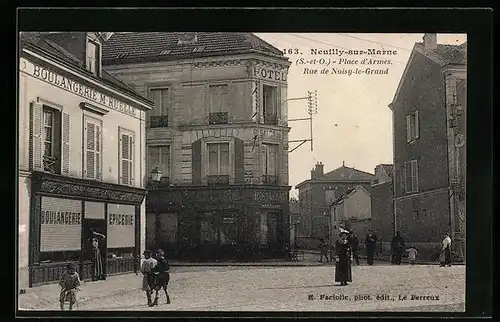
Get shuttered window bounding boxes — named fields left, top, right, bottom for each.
left=84, top=116, right=102, bottom=180
left=209, top=84, right=228, bottom=113
left=119, top=127, right=135, bottom=186
left=264, top=144, right=278, bottom=176
left=403, top=160, right=419, bottom=193
left=406, top=110, right=419, bottom=143
left=148, top=145, right=170, bottom=178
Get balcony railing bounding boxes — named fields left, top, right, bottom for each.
left=150, top=115, right=169, bottom=128
left=207, top=175, right=230, bottom=186
left=262, top=175, right=279, bottom=185
left=43, top=155, right=58, bottom=174
left=209, top=112, right=229, bottom=125
left=264, top=113, right=277, bottom=125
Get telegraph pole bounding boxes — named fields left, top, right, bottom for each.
left=287, top=90, right=318, bottom=153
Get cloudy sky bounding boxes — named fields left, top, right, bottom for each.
left=254, top=33, right=467, bottom=198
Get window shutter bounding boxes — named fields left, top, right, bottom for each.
left=406, top=115, right=411, bottom=143
left=86, top=123, right=96, bottom=179
left=414, top=111, right=419, bottom=139
left=234, top=138, right=245, bottom=183
left=30, top=102, right=44, bottom=171
left=121, top=133, right=130, bottom=185
left=191, top=139, right=202, bottom=184
left=412, top=160, right=418, bottom=193
left=406, top=162, right=412, bottom=193
left=276, top=86, right=282, bottom=125
left=61, top=112, right=70, bottom=175
left=130, top=135, right=135, bottom=184
left=95, top=123, right=101, bottom=180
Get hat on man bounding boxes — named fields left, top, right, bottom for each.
left=65, top=262, right=75, bottom=270
left=156, top=249, right=165, bottom=256
left=143, top=249, right=152, bottom=256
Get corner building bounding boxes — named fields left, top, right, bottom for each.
left=18, top=32, right=153, bottom=289
left=102, top=33, right=292, bottom=260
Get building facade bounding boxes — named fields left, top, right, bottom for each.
left=296, top=162, right=374, bottom=241
left=18, top=32, right=153, bottom=289
left=102, top=32, right=291, bottom=260
left=389, top=33, right=466, bottom=260
left=370, top=164, right=394, bottom=253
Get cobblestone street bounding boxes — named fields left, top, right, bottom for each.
left=19, top=263, right=465, bottom=312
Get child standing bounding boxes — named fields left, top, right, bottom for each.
left=141, top=250, right=157, bottom=306
left=59, top=263, right=81, bottom=311
left=405, top=247, right=418, bottom=265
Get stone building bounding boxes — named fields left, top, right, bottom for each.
left=389, top=33, right=466, bottom=260
left=101, top=32, right=291, bottom=260
left=296, top=162, right=374, bottom=243
left=370, top=164, right=394, bottom=254
left=18, top=32, right=153, bottom=290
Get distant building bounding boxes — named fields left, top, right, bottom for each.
left=296, top=162, right=375, bottom=241
left=370, top=164, right=394, bottom=253
left=329, top=185, right=372, bottom=245
left=389, top=33, right=466, bottom=259
left=102, top=32, right=292, bottom=260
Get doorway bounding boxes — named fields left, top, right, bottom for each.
left=82, top=218, right=107, bottom=279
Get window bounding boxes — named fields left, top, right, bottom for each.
left=42, top=107, right=62, bottom=174
left=406, top=110, right=419, bottom=143
left=84, top=117, right=102, bottom=180
left=209, top=84, right=229, bottom=124
left=86, top=40, right=100, bottom=75
left=263, top=143, right=278, bottom=184
left=208, top=143, right=230, bottom=176
left=119, top=128, right=135, bottom=185
left=412, top=199, right=420, bottom=220
left=148, top=145, right=171, bottom=180
left=404, top=160, right=419, bottom=193
left=149, top=88, right=169, bottom=128
left=263, top=85, right=277, bottom=125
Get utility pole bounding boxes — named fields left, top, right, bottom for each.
left=287, top=90, right=318, bottom=153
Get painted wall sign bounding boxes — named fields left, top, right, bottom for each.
left=40, top=197, right=82, bottom=252
left=253, top=190, right=287, bottom=203
left=254, top=67, right=287, bottom=82
left=107, top=204, right=135, bottom=248
left=20, top=57, right=138, bottom=117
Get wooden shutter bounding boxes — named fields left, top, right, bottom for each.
left=276, top=86, right=282, bottom=125
left=85, top=122, right=96, bottom=179
left=61, top=112, right=70, bottom=175
left=129, top=134, right=135, bottom=185
left=234, top=138, right=245, bottom=183
left=120, top=132, right=129, bottom=185
left=400, top=164, right=406, bottom=194
left=191, top=139, right=202, bottom=184
left=406, top=114, right=411, bottom=143
left=95, top=123, right=102, bottom=180
left=405, top=162, right=412, bottom=193
left=414, top=110, right=419, bottom=139
left=31, top=102, right=43, bottom=171
left=411, top=160, right=418, bottom=193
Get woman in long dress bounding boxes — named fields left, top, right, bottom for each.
left=90, top=230, right=106, bottom=281
left=335, top=231, right=352, bottom=286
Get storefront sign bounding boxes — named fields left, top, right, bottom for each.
left=107, top=204, right=135, bottom=248
left=222, top=217, right=236, bottom=224
left=40, top=197, right=82, bottom=252
left=254, top=66, right=287, bottom=82
left=191, top=190, right=243, bottom=203
left=254, top=127, right=283, bottom=142
left=20, top=57, right=138, bottom=117
left=253, top=190, right=287, bottom=203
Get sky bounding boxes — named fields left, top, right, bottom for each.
left=254, top=33, right=467, bottom=198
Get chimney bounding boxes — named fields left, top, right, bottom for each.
left=316, top=162, right=324, bottom=177
left=423, top=33, right=437, bottom=50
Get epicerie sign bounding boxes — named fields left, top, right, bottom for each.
left=20, top=57, right=138, bottom=117
left=107, top=204, right=135, bottom=248
left=40, top=197, right=82, bottom=252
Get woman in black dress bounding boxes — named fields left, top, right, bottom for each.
left=90, top=230, right=106, bottom=281
left=335, top=231, right=352, bottom=286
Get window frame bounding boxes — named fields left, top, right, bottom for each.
left=118, top=127, right=135, bottom=186
left=207, top=142, right=230, bottom=176
left=208, top=84, right=229, bottom=113
left=263, top=143, right=279, bottom=176
left=147, top=144, right=171, bottom=180
left=149, top=87, right=169, bottom=116
left=262, top=84, right=278, bottom=124
left=406, top=110, right=420, bottom=143
left=83, top=115, right=103, bottom=181
left=86, top=38, right=101, bottom=76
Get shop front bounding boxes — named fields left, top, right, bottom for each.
left=29, top=171, right=146, bottom=286
left=147, top=186, right=290, bottom=261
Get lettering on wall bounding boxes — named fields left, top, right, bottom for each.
left=20, top=57, right=138, bottom=117
left=254, top=67, right=287, bottom=82
left=108, top=213, right=134, bottom=226
left=107, top=204, right=135, bottom=248
left=40, top=197, right=82, bottom=252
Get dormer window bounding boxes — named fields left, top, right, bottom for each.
left=86, top=39, right=101, bottom=76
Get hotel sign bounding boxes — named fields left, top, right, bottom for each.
left=20, top=57, right=138, bottom=117
left=254, top=66, right=287, bottom=82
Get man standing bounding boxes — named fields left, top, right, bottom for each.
left=365, top=230, right=378, bottom=266
left=141, top=250, right=157, bottom=307
left=391, top=231, right=405, bottom=265
left=348, top=231, right=360, bottom=265
left=440, top=233, right=452, bottom=267
left=318, top=238, right=329, bottom=262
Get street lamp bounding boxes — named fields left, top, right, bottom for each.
left=151, top=167, right=162, bottom=183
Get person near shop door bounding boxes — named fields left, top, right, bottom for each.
left=90, top=230, right=106, bottom=281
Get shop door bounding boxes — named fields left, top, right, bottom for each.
left=267, top=212, right=279, bottom=250
left=218, top=214, right=238, bottom=260
left=82, top=218, right=107, bottom=278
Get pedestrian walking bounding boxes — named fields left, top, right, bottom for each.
left=365, top=230, right=378, bottom=265
left=405, top=246, right=418, bottom=265
left=391, top=231, right=405, bottom=265
left=334, top=231, right=352, bottom=286
left=89, top=230, right=106, bottom=281
left=440, top=233, right=452, bottom=267
left=141, top=250, right=158, bottom=307
left=59, top=263, right=81, bottom=311
left=318, top=238, right=329, bottom=262
left=347, top=231, right=360, bottom=265
left=151, top=249, right=171, bottom=306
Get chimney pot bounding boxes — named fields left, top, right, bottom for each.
left=423, top=33, right=437, bottom=50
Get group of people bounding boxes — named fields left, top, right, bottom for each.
left=318, top=229, right=379, bottom=266
left=141, top=249, right=171, bottom=307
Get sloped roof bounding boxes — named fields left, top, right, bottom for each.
left=416, top=42, right=467, bottom=65
left=329, top=185, right=370, bottom=207
left=380, top=164, right=394, bottom=181
left=19, top=32, right=152, bottom=107
left=101, top=32, right=287, bottom=65
left=323, top=165, right=375, bottom=182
